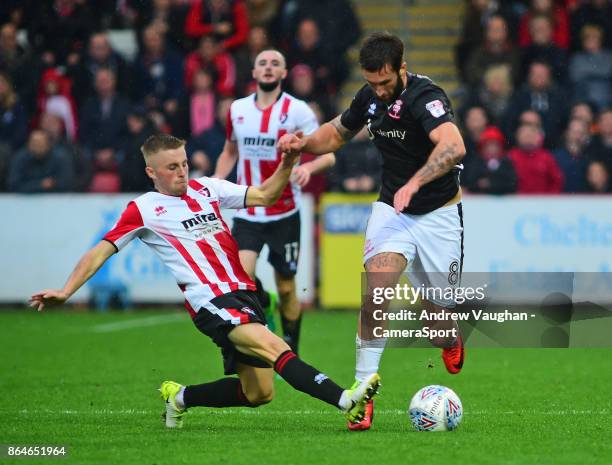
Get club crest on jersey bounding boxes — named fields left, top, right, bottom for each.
left=368, top=103, right=377, bottom=115
left=237, top=116, right=244, bottom=124
left=154, top=206, right=167, bottom=216
left=279, top=111, right=288, bottom=124
left=198, top=187, right=211, bottom=197
left=388, top=99, right=403, bottom=119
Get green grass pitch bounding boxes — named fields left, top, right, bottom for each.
left=1, top=308, right=611, bottom=465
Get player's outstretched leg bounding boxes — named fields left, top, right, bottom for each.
left=229, top=322, right=381, bottom=422
left=159, top=367, right=274, bottom=428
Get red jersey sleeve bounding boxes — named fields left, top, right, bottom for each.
left=103, top=201, right=145, bottom=251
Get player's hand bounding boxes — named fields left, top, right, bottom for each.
left=393, top=179, right=420, bottom=213
left=280, top=150, right=301, bottom=169
left=291, top=165, right=311, bottom=187
left=278, top=131, right=305, bottom=156
left=29, top=290, right=69, bottom=312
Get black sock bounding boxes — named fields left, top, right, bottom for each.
left=281, top=313, right=302, bottom=355
left=274, top=350, right=344, bottom=408
left=183, top=378, right=254, bottom=408
left=255, top=277, right=270, bottom=308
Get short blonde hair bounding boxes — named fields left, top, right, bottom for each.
left=140, top=134, right=186, bottom=160
left=484, top=64, right=513, bottom=96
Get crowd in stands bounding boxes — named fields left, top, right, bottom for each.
left=1, top=0, right=610, bottom=197
left=457, top=0, right=612, bottom=194
left=0, top=0, right=361, bottom=194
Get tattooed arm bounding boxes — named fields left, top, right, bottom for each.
left=278, top=115, right=361, bottom=156
left=393, top=122, right=466, bottom=213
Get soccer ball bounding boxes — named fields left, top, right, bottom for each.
left=408, top=385, right=463, bottom=431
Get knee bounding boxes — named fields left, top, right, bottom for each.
left=276, top=279, right=295, bottom=299
left=245, top=386, right=274, bottom=406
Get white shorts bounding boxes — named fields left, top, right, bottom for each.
left=363, top=201, right=464, bottom=306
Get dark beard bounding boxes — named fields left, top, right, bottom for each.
left=258, top=80, right=280, bottom=92
left=390, top=73, right=405, bottom=102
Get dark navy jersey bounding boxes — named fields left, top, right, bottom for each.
left=340, top=73, right=461, bottom=215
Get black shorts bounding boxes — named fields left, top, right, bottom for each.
left=192, top=290, right=270, bottom=375
left=232, top=212, right=300, bottom=277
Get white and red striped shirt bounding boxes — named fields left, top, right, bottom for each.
left=227, top=92, right=319, bottom=222
left=103, top=177, right=256, bottom=318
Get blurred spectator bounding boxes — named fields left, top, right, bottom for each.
left=463, top=64, right=513, bottom=125
left=0, top=22, right=39, bottom=111
left=0, top=71, right=27, bottom=149
left=133, top=25, right=183, bottom=114
left=7, top=129, right=74, bottom=193
left=570, top=101, right=596, bottom=133
left=505, top=61, right=567, bottom=147
left=246, top=0, right=279, bottom=28
left=89, top=147, right=121, bottom=193
left=191, top=97, right=234, bottom=179
left=27, top=0, right=95, bottom=64
left=584, top=108, right=612, bottom=173
left=464, top=15, right=520, bottom=87
left=569, top=25, right=612, bottom=110
left=119, top=106, right=156, bottom=192
left=176, top=68, right=217, bottom=139
left=35, top=68, right=79, bottom=142
left=80, top=68, right=130, bottom=154
left=185, top=0, right=249, bottom=52
left=518, top=0, right=569, bottom=50
left=39, top=111, right=89, bottom=191
left=234, top=25, right=269, bottom=95
left=131, top=0, right=191, bottom=52
left=455, top=0, right=523, bottom=79
left=520, top=14, right=567, bottom=83
left=461, top=105, right=490, bottom=149
left=463, top=125, right=517, bottom=194
left=329, top=128, right=382, bottom=193
left=585, top=160, right=611, bottom=192
left=0, top=23, right=27, bottom=77
left=271, top=0, right=360, bottom=78
left=553, top=118, right=590, bottom=192
left=67, top=32, right=132, bottom=105
left=287, top=64, right=336, bottom=121
left=570, top=0, right=612, bottom=51
left=508, top=123, right=564, bottom=193
left=0, top=71, right=27, bottom=190
left=287, top=18, right=338, bottom=93
left=184, top=35, right=236, bottom=97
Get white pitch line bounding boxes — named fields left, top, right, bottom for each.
left=91, top=313, right=185, bottom=333
left=15, top=409, right=611, bottom=416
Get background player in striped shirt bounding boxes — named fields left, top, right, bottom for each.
left=213, top=49, right=335, bottom=354
left=29, top=134, right=379, bottom=428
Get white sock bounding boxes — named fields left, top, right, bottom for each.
left=175, top=387, right=185, bottom=409
left=355, top=335, right=387, bottom=382
left=338, top=390, right=352, bottom=410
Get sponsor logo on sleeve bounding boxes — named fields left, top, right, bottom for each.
left=425, top=100, right=446, bottom=118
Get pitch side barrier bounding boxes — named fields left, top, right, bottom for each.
left=0, top=194, right=314, bottom=305
left=319, top=194, right=612, bottom=308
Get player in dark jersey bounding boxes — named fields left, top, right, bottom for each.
left=278, top=32, right=467, bottom=431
